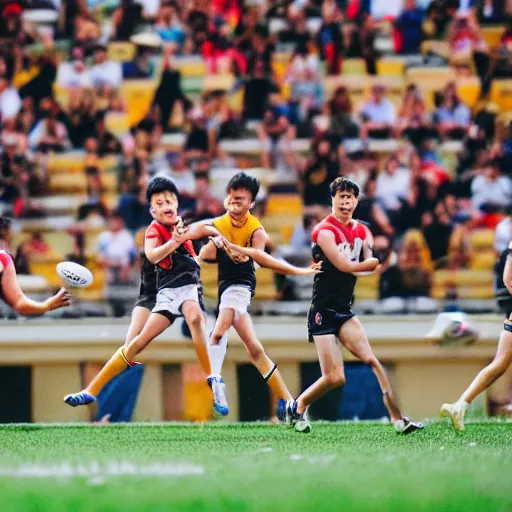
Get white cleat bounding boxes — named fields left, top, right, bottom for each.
left=294, top=407, right=312, bottom=434
left=440, top=402, right=466, bottom=431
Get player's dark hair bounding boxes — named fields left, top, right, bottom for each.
left=146, top=176, right=180, bottom=203
left=226, top=172, right=260, bottom=201
left=329, top=177, right=360, bottom=198
left=0, top=216, right=12, bottom=232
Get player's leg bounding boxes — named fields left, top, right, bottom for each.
left=441, top=323, right=512, bottom=431
left=64, top=313, right=171, bottom=406
left=339, top=317, right=423, bottom=434
left=125, top=306, right=151, bottom=347
left=181, top=299, right=212, bottom=376
left=233, top=312, right=293, bottom=403
left=207, top=308, right=232, bottom=416
left=288, top=334, right=343, bottom=432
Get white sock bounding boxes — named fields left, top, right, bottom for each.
left=208, top=332, right=228, bottom=377
left=456, top=398, right=469, bottom=411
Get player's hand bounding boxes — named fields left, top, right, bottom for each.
left=173, top=218, right=189, bottom=245
left=294, top=261, right=323, bottom=275
left=222, top=239, right=250, bottom=264
left=209, top=235, right=225, bottom=250
left=46, top=287, right=72, bottom=311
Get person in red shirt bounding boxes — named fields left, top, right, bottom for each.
left=281, top=177, right=424, bottom=434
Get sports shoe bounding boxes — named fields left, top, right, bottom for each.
left=208, top=375, right=229, bottom=416
left=286, top=400, right=312, bottom=433
left=440, top=402, right=466, bottom=431
left=64, top=391, right=97, bottom=407
left=394, top=416, right=424, bottom=434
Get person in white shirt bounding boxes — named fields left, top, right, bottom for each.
left=360, top=84, right=397, bottom=139
left=375, top=155, right=411, bottom=224
left=97, top=210, right=137, bottom=285
left=471, top=160, right=512, bottom=213
left=56, top=45, right=92, bottom=88
left=0, top=77, right=21, bottom=123
left=90, top=43, right=123, bottom=88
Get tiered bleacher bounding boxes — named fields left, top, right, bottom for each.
left=0, top=0, right=511, bottom=318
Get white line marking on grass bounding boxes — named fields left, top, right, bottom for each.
left=0, top=462, right=205, bottom=479
left=290, top=454, right=304, bottom=461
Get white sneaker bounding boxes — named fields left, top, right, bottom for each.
left=440, top=402, right=466, bottom=431
left=208, top=375, right=229, bottom=416
left=294, top=407, right=312, bottom=434
left=393, top=416, right=424, bottom=434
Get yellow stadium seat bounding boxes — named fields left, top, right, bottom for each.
left=457, top=78, right=481, bottom=108
left=490, top=80, right=512, bottom=112
left=29, top=261, right=62, bottom=287
left=53, top=84, right=71, bottom=109
left=280, top=225, right=294, bottom=245
left=455, top=285, right=494, bottom=299
left=469, top=229, right=495, bottom=250
left=266, top=194, right=302, bottom=216
left=256, top=267, right=275, bottom=286
left=481, top=26, right=504, bottom=48
left=254, top=283, right=277, bottom=300
left=342, top=59, right=367, bottom=75
left=107, top=42, right=136, bottom=62
left=376, top=59, right=405, bottom=76
left=453, top=270, right=493, bottom=287
left=176, top=60, right=206, bottom=77
left=48, top=153, right=118, bottom=175
left=48, top=171, right=117, bottom=194
left=121, top=80, right=158, bottom=127
left=105, top=112, right=130, bottom=135
left=200, top=264, right=218, bottom=288
left=470, top=250, right=496, bottom=270
left=203, top=74, right=235, bottom=92
left=43, top=232, right=75, bottom=256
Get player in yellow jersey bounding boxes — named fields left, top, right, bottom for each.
left=199, top=172, right=318, bottom=418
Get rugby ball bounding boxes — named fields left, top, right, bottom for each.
left=56, top=261, right=94, bottom=288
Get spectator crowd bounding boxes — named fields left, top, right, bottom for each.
left=0, top=0, right=512, bottom=310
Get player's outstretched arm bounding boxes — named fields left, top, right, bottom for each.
left=317, top=230, right=379, bottom=274
left=221, top=238, right=321, bottom=275
left=1, top=258, right=71, bottom=315
left=197, top=240, right=218, bottom=264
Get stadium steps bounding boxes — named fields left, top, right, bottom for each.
left=48, top=172, right=117, bottom=194
left=47, top=152, right=118, bottom=174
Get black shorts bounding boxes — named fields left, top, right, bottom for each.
left=307, top=306, right=355, bottom=342
left=134, top=295, right=156, bottom=311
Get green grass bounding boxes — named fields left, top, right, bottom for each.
left=0, top=421, right=511, bottom=512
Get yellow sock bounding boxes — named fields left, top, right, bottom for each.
left=264, top=365, right=293, bottom=401
left=86, top=347, right=130, bottom=397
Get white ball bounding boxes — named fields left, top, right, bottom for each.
left=56, top=261, right=94, bottom=288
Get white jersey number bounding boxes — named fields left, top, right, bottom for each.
left=338, top=238, right=363, bottom=262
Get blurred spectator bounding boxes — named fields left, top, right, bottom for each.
left=422, top=200, right=454, bottom=263
left=257, top=105, right=295, bottom=170
left=375, top=155, right=411, bottom=226
left=90, top=44, right=123, bottom=88
left=300, top=137, right=339, bottom=217
left=0, top=2, right=36, bottom=45
left=122, top=41, right=158, bottom=79
left=289, top=213, right=321, bottom=251
left=111, top=0, right=143, bottom=41
left=188, top=166, right=224, bottom=222
left=0, top=76, right=21, bottom=123
left=354, top=171, right=395, bottom=237
left=359, top=84, right=397, bottom=139
left=433, top=82, right=471, bottom=140
left=162, top=152, right=196, bottom=211
left=316, top=0, right=344, bottom=75
left=379, top=230, right=433, bottom=299
left=65, top=88, right=96, bottom=148
left=242, top=59, right=278, bottom=122
left=117, top=170, right=152, bottom=234
left=57, top=45, right=92, bottom=88
left=360, top=14, right=379, bottom=75
left=93, top=112, right=122, bottom=156
left=28, top=103, right=72, bottom=152
left=395, top=0, right=425, bottom=55
left=97, top=210, right=137, bottom=285
left=396, top=84, right=429, bottom=146
left=155, top=2, right=186, bottom=47
left=471, top=159, right=512, bottom=221
left=326, top=86, right=359, bottom=141
left=184, top=107, right=209, bottom=161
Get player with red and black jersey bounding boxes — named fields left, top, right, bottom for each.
left=281, top=177, right=423, bottom=434
left=64, top=177, right=222, bottom=412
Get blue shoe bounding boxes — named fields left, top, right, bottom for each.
left=64, top=391, right=97, bottom=407
left=277, top=399, right=289, bottom=424
left=208, top=375, right=229, bottom=416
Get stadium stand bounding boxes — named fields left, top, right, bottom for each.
left=0, top=0, right=511, bottom=319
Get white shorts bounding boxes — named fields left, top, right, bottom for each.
left=219, top=285, right=252, bottom=321
left=153, top=284, right=200, bottom=318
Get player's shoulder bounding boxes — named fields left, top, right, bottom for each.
left=352, top=220, right=370, bottom=239
left=0, top=250, right=12, bottom=270
left=212, top=213, right=229, bottom=233
left=312, top=216, right=340, bottom=242
left=247, top=212, right=263, bottom=232
left=145, top=221, right=162, bottom=238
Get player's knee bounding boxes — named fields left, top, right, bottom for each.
left=246, top=342, right=265, bottom=362
left=187, top=311, right=204, bottom=329
left=325, top=370, right=345, bottom=388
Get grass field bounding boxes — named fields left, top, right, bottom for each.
left=0, top=421, right=511, bottom=512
